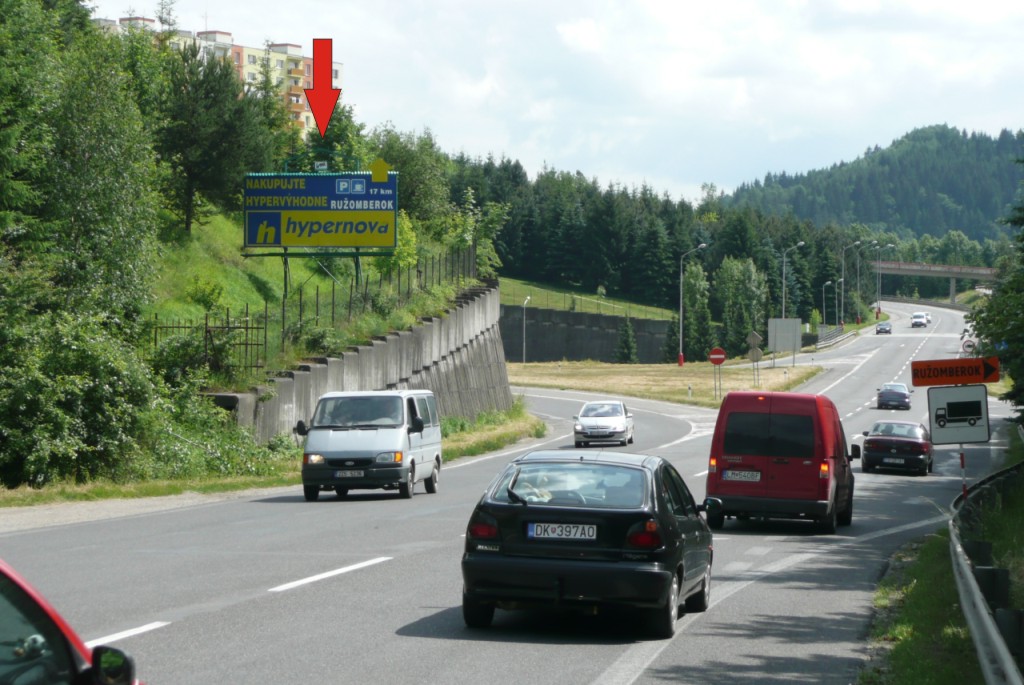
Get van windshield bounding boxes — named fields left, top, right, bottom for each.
left=312, top=396, right=404, bottom=428
left=723, top=412, right=815, bottom=458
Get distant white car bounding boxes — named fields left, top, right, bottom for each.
left=574, top=400, right=634, bottom=447
left=911, top=313, right=927, bottom=328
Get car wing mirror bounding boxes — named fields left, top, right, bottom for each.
left=850, top=444, right=861, bottom=460
left=295, top=420, right=308, bottom=436
left=90, top=645, right=136, bottom=685
left=699, top=497, right=723, bottom=516
left=409, top=416, right=425, bottom=434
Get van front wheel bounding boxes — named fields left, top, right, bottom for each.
left=399, top=469, right=415, bottom=499
left=425, top=462, right=439, bottom=494
left=303, top=485, right=320, bottom=502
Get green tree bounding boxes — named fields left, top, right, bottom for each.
left=615, top=318, right=639, bottom=364
left=683, top=262, right=715, bottom=361
left=970, top=165, right=1024, bottom=409
left=0, top=0, right=59, bottom=242
left=662, top=313, right=680, bottom=363
left=369, top=125, right=450, bottom=232
left=717, top=257, right=768, bottom=356
left=39, top=31, right=159, bottom=327
left=159, top=43, right=275, bottom=233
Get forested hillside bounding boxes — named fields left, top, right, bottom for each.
left=723, top=125, right=1024, bottom=242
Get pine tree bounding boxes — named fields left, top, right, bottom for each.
left=662, top=314, right=680, bottom=363
left=615, top=318, right=639, bottom=364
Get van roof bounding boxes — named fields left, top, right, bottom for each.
left=720, top=390, right=835, bottom=411
left=317, top=389, right=433, bottom=400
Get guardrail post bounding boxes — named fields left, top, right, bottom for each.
left=974, top=566, right=1011, bottom=610
left=963, top=540, right=995, bottom=566
left=996, top=609, right=1024, bottom=661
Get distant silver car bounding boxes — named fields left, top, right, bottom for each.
left=574, top=400, right=635, bottom=447
left=911, top=313, right=927, bottom=328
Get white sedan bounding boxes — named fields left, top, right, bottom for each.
left=573, top=400, right=635, bottom=447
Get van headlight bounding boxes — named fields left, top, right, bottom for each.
left=375, top=451, right=404, bottom=463
left=304, top=453, right=325, bottom=465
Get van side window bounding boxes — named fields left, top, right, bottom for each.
left=425, top=395, right=439, bottom=426
left=724, top=412, right=815, bottom=458
left=415, top=397, right=430, bottom=426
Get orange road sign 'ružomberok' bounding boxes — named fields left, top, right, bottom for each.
left=911, top=357, right=1000, bottom=387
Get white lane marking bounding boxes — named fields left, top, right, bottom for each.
left=85, top=621, right=169, bottom=648
left=268, top=557, right=392, bottom=592
left=591, top=513, right=949, bottom=685
left=818, top=347, right=879, bottom=396
left=445, top=432, right=573, bottom=470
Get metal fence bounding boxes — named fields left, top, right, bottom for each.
left=148, top=247, right=476, bottom=379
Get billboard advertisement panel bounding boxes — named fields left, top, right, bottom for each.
left=243, top=172, right=398, bottom=249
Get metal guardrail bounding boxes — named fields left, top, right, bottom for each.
left=949, top=425, right=1024, bottom=685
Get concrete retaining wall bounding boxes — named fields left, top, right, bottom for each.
left=499, top=306, right=671, bottom=363
left=212, top=286, right=514, bottom=443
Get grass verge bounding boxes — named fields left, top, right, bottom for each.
left=860, top=530, right=981, bottom=684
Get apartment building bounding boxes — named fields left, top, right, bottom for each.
left=93, top=16, right=343, bottom=133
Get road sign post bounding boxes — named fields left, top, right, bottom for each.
left=709, top=346, right=726, bottom=399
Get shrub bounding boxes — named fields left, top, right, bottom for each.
left=0, top=313, right=154, bottom=487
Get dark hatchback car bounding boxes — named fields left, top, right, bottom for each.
left=861, top=420, right=934, bottom=475
left=875, top=321, right=892, bottom=334
left=877, top=382, right=913, bottom=410
left=461, top=450, right=722, bottom=638
left=0, top=558, right=138, bottom=685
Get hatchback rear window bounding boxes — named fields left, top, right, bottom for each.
left=490, top=463, right=645, bottom=508
left=723, top=412, right=815, bottom=458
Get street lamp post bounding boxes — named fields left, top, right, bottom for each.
left=678, top=243, right=707, bottom=365
left=522, top=296, right=530, bottom=363
left=781, top=241, right=805, bottom=319
left=835, top=278, right=844, bottom=326
left=858, top=240, right=877, bottom=312
left=840, top=241, right=860, bottom=323
left=875, top=243, right=895, bottom=316
left=822, top=280, right=832, bottom=330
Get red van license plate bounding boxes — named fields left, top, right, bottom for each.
left=724, top=470, right=761, bottom=482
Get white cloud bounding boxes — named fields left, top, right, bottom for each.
left=89, top=0, right=1024, bottom=200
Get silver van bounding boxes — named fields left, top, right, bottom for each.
left=295, top=389, right=442, bottom=501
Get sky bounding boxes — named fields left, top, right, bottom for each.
left=89, top=0, right=1024, bottom=205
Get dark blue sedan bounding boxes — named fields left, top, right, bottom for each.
left=877, top=382, right=912, bottom=410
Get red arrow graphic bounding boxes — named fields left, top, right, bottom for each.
left=304, top=38, right=341, bottom=138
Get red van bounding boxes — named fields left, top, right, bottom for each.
left=705, top=391, right=859, bottom=534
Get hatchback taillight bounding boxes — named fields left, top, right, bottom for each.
left=467, top=513, right=499, bottom=540
left=819, top=462, right=830, bottom=479
left=708, top=457, right=718, bottom=474
left=626, top=520, right=663, bottom=549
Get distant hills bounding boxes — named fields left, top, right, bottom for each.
left=722, top=124, right=1024, bottom=241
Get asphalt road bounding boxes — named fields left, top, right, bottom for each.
left=1, top=302, right=1012, bottom=684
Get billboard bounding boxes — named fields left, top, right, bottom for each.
left=243, top=171, right=398, bottom=249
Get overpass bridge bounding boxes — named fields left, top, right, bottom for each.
left=876, top=260, right=997, bottom=302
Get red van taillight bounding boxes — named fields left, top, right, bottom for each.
left=708, top=457, right=718, bottom=474
left=819, top=462, right=830, bottom=479
left=468, top=513, right=499, bottom=540
left=627, top=520, right=663, bottom=549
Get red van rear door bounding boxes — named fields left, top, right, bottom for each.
left=761, top=393, right=821, bottom=501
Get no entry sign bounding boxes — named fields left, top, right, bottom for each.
left=709, top=347, right=727, bottom=365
